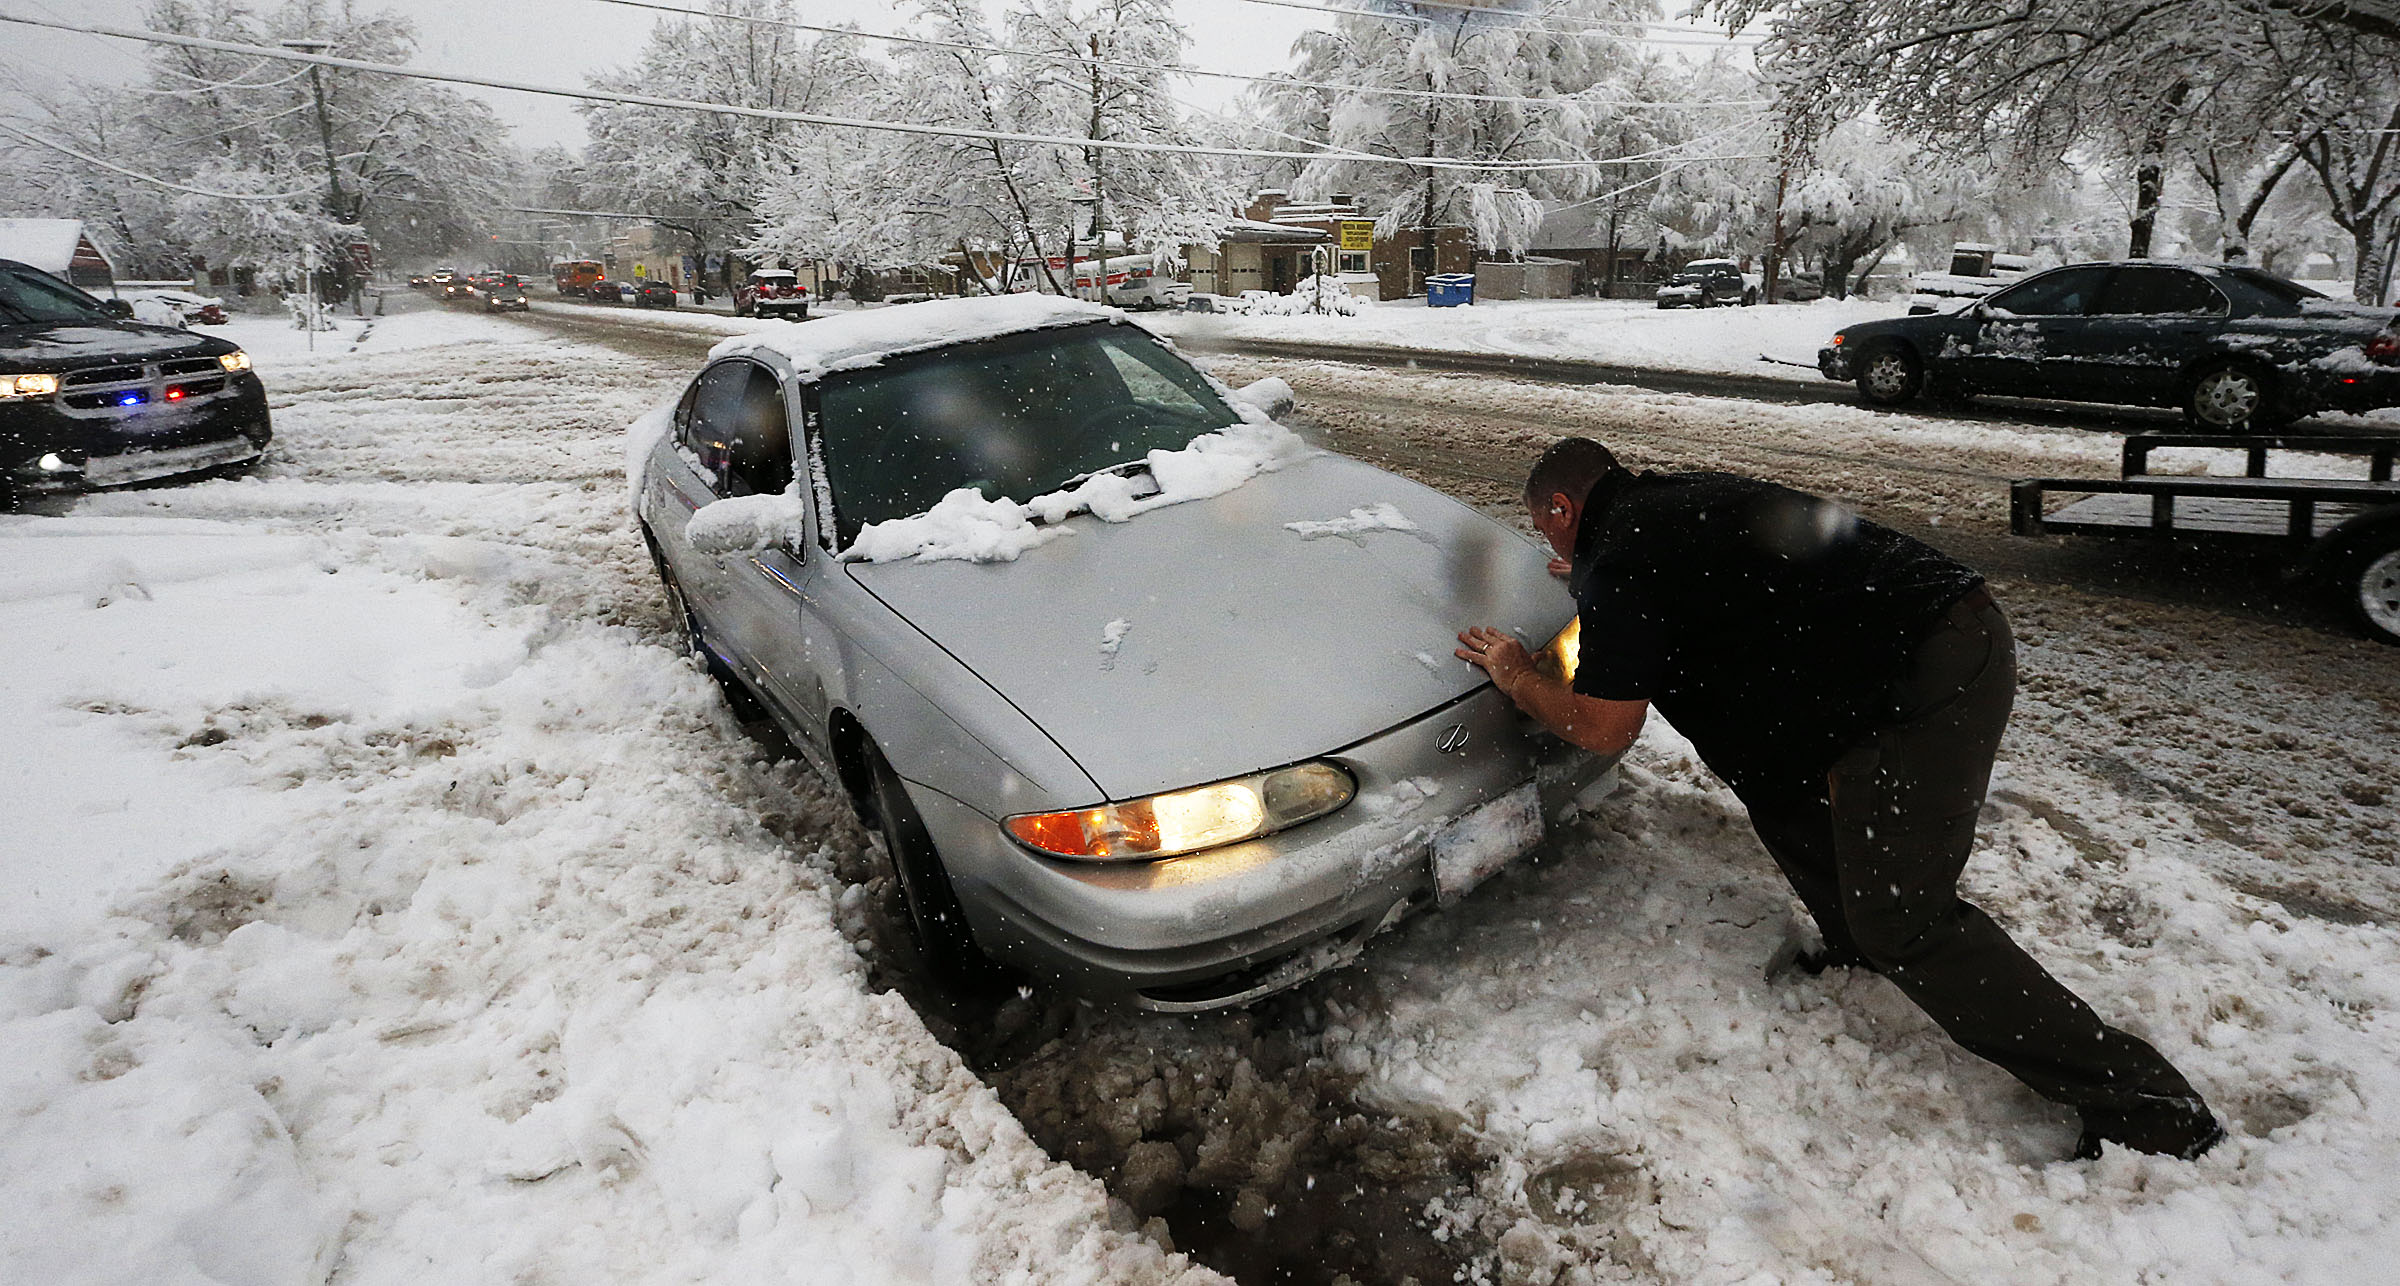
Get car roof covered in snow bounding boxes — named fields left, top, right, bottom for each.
left=709, top=294, right=1124, bottom=383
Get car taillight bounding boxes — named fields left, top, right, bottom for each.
left=2368, top=329, right=2400, bottom=365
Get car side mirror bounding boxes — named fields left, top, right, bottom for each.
left=102, top=299, right=134, bottom=319
left=1231, top=377, right=1295, bottom=418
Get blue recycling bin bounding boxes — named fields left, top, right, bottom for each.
left=1425, top=273, right=1474, bottom=307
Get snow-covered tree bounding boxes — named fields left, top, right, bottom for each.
left=0, top=0, right=505, bottom=285
left=581, top=1, right=877, bottom=291
left=1255, top=0, right=1665, bottom=257
left=1780, top=118, right=1986, bottom=297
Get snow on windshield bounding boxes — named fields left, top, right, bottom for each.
left=836, top=419, right=1307, bottom=564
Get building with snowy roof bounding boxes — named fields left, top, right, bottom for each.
left=0, top=218, right=116, bottom=292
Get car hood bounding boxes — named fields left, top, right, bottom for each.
left=849, top=452, right=1568, bottom=802
left=0, top=321, right=230, bottom=369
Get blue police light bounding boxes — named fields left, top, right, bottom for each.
left=117, top=391, right=146, bottom=407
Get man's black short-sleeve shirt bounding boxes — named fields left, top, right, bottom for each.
left=1569, top=470, right=1982, bottom=792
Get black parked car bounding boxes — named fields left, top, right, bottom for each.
left=631, top=279, right=678, bottom=309
left=1819, top=261, right=2400, bottom=430
left=1, top=257, right=269, bottom=505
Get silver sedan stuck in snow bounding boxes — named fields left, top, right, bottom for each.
left=631, top=296, right=1613, bottom=1011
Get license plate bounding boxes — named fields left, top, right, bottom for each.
left=1432, top=783, right=1544, bottom=903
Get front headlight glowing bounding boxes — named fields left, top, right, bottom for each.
left=1534, top=616, right=1581, bottom=685
left=3, top=373, right=60, bottom=398
left=218, top=350, right=251, bottom=373
left=1006, top=761, right=1355, bottom=861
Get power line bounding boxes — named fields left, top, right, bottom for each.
left=0, top=10, right=1714, bottom=172
left=1217, top=0, right=1761, bottom=43
left=0, top=119, right=320, bottom=200
left=587, top=0, right=1764, bottom=109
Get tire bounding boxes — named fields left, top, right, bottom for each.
left=2184, top=362, right=2276, bottom=432
left=1855, top=344, right=1925, bottom=407
left=864, top=739, right=1002, bottom=988
left=1742, top=289, right=1759, bottom=306
left=2341, top=537, right=2400, bottom=646
left=1656, top=299, right=1672, bottom=309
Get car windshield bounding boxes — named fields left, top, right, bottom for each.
left=0, top=262, right=114, bottom=325
left=815, top=322, right=1241, bottom=544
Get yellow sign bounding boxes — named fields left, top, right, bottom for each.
left=1339, top=220, right=1374, bottom=251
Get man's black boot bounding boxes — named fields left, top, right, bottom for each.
left=1765, top=938, right=1878, bottom=981
left=2073, top=1097, right=2225, bottom=1161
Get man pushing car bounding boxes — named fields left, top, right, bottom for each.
left=1456, top=436, right=2221, bottom=1160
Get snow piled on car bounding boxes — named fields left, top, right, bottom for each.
left=706, top=292, right=1123, bottom=383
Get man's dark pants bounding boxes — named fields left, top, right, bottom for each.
left=1739, top=591, right=2204, bottom=1115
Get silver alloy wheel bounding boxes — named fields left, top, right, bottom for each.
left=2190, top=366, right=2264, bottom=428
left=1863, top=352, right=1914, bottom=400
left=2360, top=546, right=2400, bottom=642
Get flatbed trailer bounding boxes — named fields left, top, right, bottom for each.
left=2010, top=432, right=2400, bottom=644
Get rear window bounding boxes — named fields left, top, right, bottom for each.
left=2214, top=268, right=2319, bottom=316
left=815, top=323, right=1238, bottom=544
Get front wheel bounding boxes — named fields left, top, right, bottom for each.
left=2341, top=538, right=2400, bottom=645
left=1742, top=289, right=1759, bottom=306
left=2184, top=362, right=2276, bottom=432
left=1856, top=345, right=1924, bottom=407
left=865, top=740, right=1003, bottom=988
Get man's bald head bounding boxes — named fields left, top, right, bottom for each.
left=1524, top=437, right=1621, bottom=514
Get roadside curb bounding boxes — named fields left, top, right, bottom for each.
left=1168, top=334, right=1853, bottom=405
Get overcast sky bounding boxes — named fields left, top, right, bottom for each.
left=0, top=0, right=1339, bottom=149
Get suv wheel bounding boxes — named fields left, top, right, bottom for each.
left=2184, top=362, right=2275, bottom=432
left=1856, top=345, right=1924, bottom=406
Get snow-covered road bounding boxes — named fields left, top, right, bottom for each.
left=5, top=298, right=2399, bottom=1285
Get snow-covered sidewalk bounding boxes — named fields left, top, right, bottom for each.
left=0, top=308, right=1221, bottom=1286
left=1144, top=295, right=1906, bottom=382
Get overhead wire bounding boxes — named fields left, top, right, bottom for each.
left=0, top=10, right=1743, bottom=172
left=586, top=0, right=1764, bottom=109
left=1210, top=0, right=1760, bottom=43
left=0, top=119, right=320, bottom=199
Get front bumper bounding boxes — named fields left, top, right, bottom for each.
left=4, top=375, right=271, bottom=496
left=1818, top=344, right=1853, bottom=381
left=910, top=684, right=1618, bottom=1012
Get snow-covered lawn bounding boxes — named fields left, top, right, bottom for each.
left=6, top=299, right=2400, bottom=1285
left=0, top=308, right=1220, bottom=1286
left=1146, top=295, right=1906, bottom=380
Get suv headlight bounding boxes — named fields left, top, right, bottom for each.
left=218, top=350, right=251, bottom=373
left=3, top=373, right=60, bottom=398
left=1006, top=761, right=1355, bottom=861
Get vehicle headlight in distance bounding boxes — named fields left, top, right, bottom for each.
left=1006, top=761, right=1355, bottom=861
left=218, top=350, right=252, bottom=373
left=1533, top=616, right=1581, bottom=684
left=2, top=373, right=60, bottom=398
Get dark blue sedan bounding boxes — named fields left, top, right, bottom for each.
left=1819, top=262, right=2400, bottom=431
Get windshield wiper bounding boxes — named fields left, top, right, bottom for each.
left=1054, top=458, right=1155, bottom=492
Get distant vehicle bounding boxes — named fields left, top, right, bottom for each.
left=440, top=272, right=476, bottom=301
left=1655, top=258, right=1759, bottom=308
left=1817, top=261, right=2400, bottom=430
left=584, top=276, right=622, bottom=305
left=1, top=257, right=269, bottom=505
left=632, top=279, right=678, bottom=309
left=1073, top=255, right=1192, bottom=311
left=633, top=295, right=1610, bottom=1009
left=1910, top=243, right=2034, bottom=312
left=735, top=269, right=809, bottom=319
left=120, top=289, right=229, bottom=327
left=552, top=259, right=604, bottom=298
left=478, top=274, right=531, bottom=312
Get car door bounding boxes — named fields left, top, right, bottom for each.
left=1954, top=265, right=2112, bottom=397
left=650, top=364, right=745, bottom=636
left=697, top=361, right=834, bottom=755
left=2078, top=265, right=2231, bottom=405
